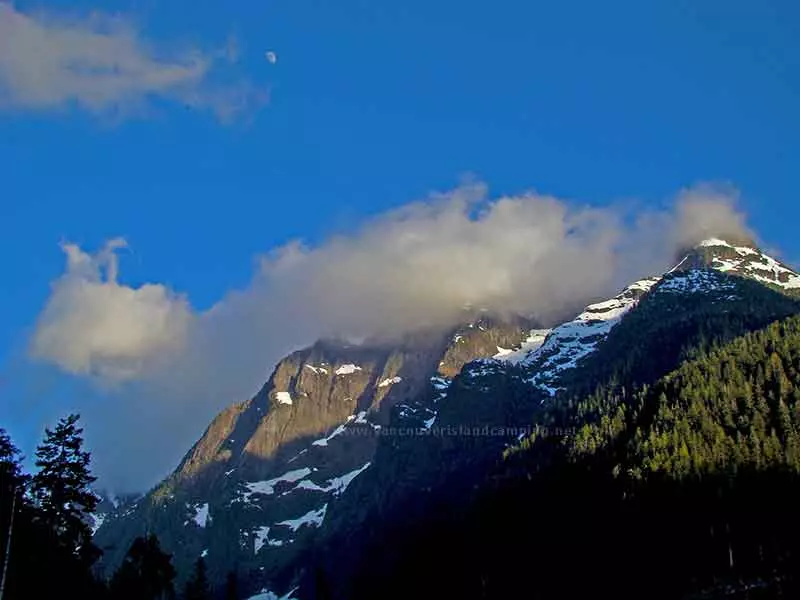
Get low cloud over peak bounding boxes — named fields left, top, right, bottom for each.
left=27, top=182, right=753, bottom=491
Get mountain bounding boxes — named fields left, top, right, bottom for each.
left=95, top=239, right=800, bottom=600
left=93, top=312, right=537, bottom=588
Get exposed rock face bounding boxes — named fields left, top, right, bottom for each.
left=93, top=315, right=537, bottom=586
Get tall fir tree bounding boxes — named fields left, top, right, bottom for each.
left=224, top=571, right=239, bottom=600
left=110, top=534, right=176, bottom=600
left=0, top=430, right=25, bottom=491
left=184, top=557, right=210, bottom=600
left=31, top=414, right=98, bottom=557
left=0, top=429, right=25, bottom=600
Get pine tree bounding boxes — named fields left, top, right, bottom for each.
left=110, top=534, right=176, bottom=600
left=0, top=430, right=25, bottom=491
left=184, top=557, right=210, bottom=600
left=0, top=430, right=25, bottom=600
left=224, top=570, right=239, bottom=600
left=31, top=414, right=98, bottom=556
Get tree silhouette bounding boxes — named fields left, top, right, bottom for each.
left=110, top=534, right=176, bottom=600
left=31, top=414, right=98, bottom=558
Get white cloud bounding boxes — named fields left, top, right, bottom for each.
left=27, top=182, right=752, bottom=491
left=30, top=239, right=192, bottom=381
left=0, top=2, right=264, bottom=119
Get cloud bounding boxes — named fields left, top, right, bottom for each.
left=0, top=3, right=265, bottom=119
left=30, top=239, right=192, bottom=381
left=26, top=182, right=752, bottom=492
left=674, top=183, right=754, bottom=248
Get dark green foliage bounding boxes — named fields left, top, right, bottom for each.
left=0, top=429, right=24, bottom=600
left=560, top=315, right=800, bottom=479
left=335, top=311, right=800, bottom=600
left=110, top=534, right=177, bottom=600
left=0, top=430, right=25, bottom=491
left=184, top=557, right=210, bottom=600
left=2, top=418, right=213, bottom=600
left=1, top=418, right=105, bottom=600
left=31, top=413, right=99, bottom=557
left=224, top=570, right=239, bottom=600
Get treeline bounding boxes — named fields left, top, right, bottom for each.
left=563, top=314, right=800, bottom=476
left=0, top=416, right=236, bottom=600
left=338, top=313, right=800, bottom=600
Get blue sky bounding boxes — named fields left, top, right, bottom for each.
left=1, top=0, right=799, bottom=490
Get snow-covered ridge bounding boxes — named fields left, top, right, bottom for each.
left=495, top=277, right=662, bottom=396
left=487, top=238, right=798, bottom=398
left=335, top=364, right=363, bottom=375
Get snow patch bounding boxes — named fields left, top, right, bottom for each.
left=245, top=588, right=299, bottom=600
left=312, top=424, right=347, bottom=447
left=699, top=238, right=733, bottom=248
left=275, top=504, right=327, bottom=532
left=378, top=376, right=402, bottom=388
left=254, top=526, right=284, bottom=552
left=192, top=503, right=210, bottom=528
left=287, top=449, right=308, bottom=463
left=275, top=391, right=293, bottom=405
left=290, top=463, right=371, bottom=496
left=335, top=364, right=362, bottom=375
left=430, top=376, right=451, bottom=390
left=240, top=469, right=312, bottom=502
left=495, top=329, right=550, bottom=365
left=91, top=513, right=105, bottom=535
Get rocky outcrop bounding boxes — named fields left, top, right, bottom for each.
left=93, top=315, right=537, bottom=588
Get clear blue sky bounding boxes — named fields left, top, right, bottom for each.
left=1, top=0, right=799, bottom=477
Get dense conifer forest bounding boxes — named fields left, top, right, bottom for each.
left=341, top=314, right=800, bottom=600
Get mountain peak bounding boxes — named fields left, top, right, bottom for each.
left=671, top=238, right=800, bottom=290
left=696, top=237, right=757, bottom=249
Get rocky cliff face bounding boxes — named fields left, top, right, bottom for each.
left=93, top=314, right=537, bottom=586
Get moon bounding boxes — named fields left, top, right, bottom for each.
left=265, top=51, right=277, bottom=64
